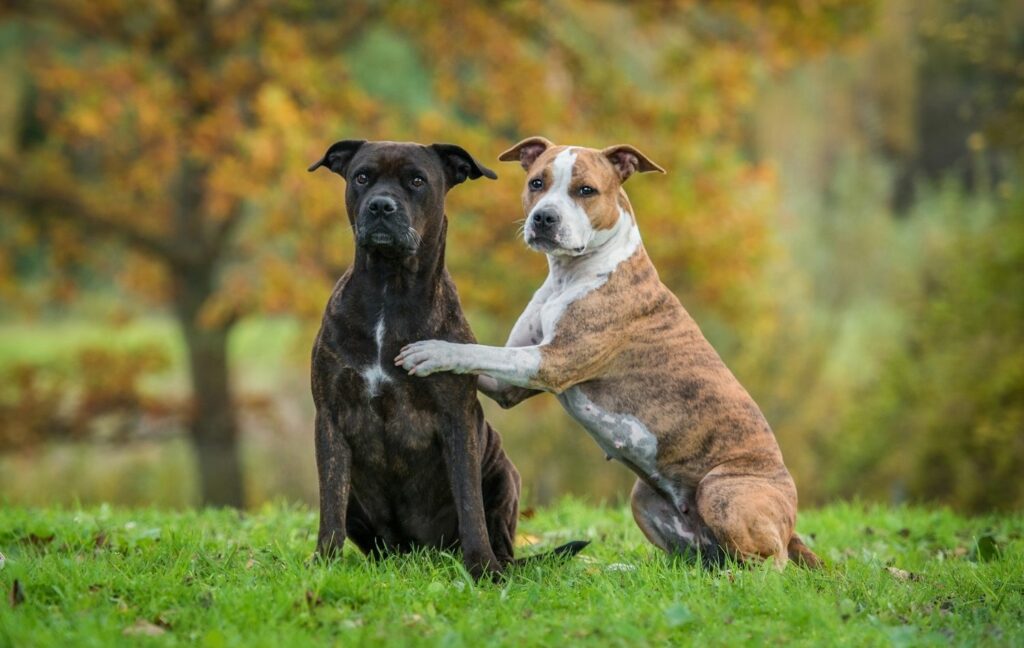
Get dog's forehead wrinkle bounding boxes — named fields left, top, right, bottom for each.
left=355, top=144, right=435, bottom=173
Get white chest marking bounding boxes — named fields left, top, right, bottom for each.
left=361, top=315, right=391, bottom=397
left=537, top=206, right=642, bottom=341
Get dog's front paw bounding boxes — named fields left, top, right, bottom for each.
left=395, top=340, right=459, bottom=377
left=315, top=531, right=345, bottom=562
left=464, top=548, right=505, bottom=582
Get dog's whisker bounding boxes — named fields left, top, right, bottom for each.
left=404, top=226, right=422, bottom=250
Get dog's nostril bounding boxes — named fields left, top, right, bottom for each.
left=368, top=197, right=397, bottom=214
left=533, top=210, right=559, bottom=227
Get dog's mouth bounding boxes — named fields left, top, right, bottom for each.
left=357, top=224, right=420, bottom=257
left=525, top=233, right=585, bottom=256
left=525, top=232, right=559, bottom=251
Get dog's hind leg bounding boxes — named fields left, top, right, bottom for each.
left=344, top=494, right=393, bottom=560
left=695, top=464, right=798, bottom=569
left=630, top=479, right=723, bottom=567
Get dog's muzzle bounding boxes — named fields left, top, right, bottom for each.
left=357, top=196, right=419, bottom=256
left=524, top=207, right=584, bottom=254
left=524, top=208, right=559, bottom=250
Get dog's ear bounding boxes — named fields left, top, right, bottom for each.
left=308, top=140, right=366, bottom=176
left=498, top=136, right=554, bottom=171
left=600, top=144, right=666, bottom=182
left=429, top=143, right=498, bottom=187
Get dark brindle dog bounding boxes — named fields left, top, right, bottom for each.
left=308, top=139, right=583, bottom=578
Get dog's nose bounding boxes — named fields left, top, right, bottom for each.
left=532, top=209, right=560, bottom=228
left=367, top=196, right=398, bottom=215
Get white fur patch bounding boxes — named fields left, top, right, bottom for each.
left=397, top=340, right=542, bottom=385
left=361, top=315, right=391, bottom=397
left=536, top=206, right=641, bottom=342
left=454, top=344, right=542, bottom=384
left=559, top=386, right=659, bottom=477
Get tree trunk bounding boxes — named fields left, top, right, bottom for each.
left=174, top=271, right=246, bottom=508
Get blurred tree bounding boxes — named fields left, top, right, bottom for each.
left=894, top=0, right=1024, bottom=209
left=0, top=0, right=875, bottom=507
left=835, top=187, right=1024, bottom=511
left=0, top=0, right=393, bottom=506
left=745, top=0, right=1024, bottom=509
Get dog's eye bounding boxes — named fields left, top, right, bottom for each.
left=410, top=176, right=425, bottom=188
left=529, top=178, right=544, bottom=191
left=354, top=173, right=369, bottom=185
left=578, top=185, right=597, bottom=197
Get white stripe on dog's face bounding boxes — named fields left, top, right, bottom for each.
left=526, top=149, right=592, bottom=255
left=522, top=147, right=628, bottom=257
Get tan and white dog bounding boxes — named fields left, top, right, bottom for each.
left=395, top=137, right=819, bottom=568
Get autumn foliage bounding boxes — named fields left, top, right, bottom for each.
left=1, top=1, right=1021, bottom=511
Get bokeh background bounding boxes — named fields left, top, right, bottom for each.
left=0, top=1, right=1021, bottom=513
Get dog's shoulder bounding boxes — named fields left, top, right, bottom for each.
left=311, top=268, right=355, bottom=367
left=551, top=246, right=673, bottom=342
left=325, top=267, right=355, bottom=315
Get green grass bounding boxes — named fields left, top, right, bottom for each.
left=1, top=502, right=1021, bottom=646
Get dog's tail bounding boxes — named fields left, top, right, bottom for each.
left=787, top=534, right=822, bottom=568
left=513, top=540, right=590, bottom=566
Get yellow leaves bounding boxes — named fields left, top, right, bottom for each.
left=118, top=252, right=170, bottom=305
left=198, top=289, right=245, bottom=330
left=4, top=2, right=843, bottom=336
left=65, top=104, right=105, bottom=139
left=256, top=85, right=301, bottom=133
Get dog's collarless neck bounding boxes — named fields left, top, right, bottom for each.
left=353, top=241, right=446, bottom=301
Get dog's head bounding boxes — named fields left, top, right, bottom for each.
left=498, top=137, right=664, bottom=257
left=309, top=140, right=496, bottom=259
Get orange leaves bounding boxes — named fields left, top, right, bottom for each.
left=0, top=335, right=175, bottom=451
left=3, top=1, right=873, bottom=334
left=117, top=252, right=170, bottom=306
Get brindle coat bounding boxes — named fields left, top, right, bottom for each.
left=308, top=140, right=520, bottom=578
left=397, top=138, right=820, bottom=568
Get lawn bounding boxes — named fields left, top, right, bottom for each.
left=0, top=501, right=1021, bottom=647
